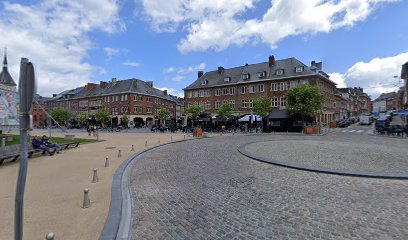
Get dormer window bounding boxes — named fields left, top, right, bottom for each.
left=276, top=69, right=284, bottom=75
left=295, top=66, right=304, bottom=73
left=224, top=77, right=231, bottom=82
left=242, top=73, right=250, bottom=80
left=201, top=79, right=208, bottom=85
left=257, top=71, right=267, bottom=78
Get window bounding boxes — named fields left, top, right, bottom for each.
left=301, top=79, right=309, bottom=85
left=154, top=98, right=158, bottom=104
left=133, top=107, right=138, bottom=113
left=147, top=97, right=153, bottom=103
left=193, top=91, right=198, bottom=97
left=125, top=95, right=128, bottom=101
left=222, top=88, right=229, bottom=95
left=229, top=87, right=235, bottom=95
left=276, top=69, right=284, bottom=75
left=258, top=84, right=264, bottom=92
left=271, top=83, right=278, bottom=91
left=241, top=86, right=247, bottom=94
left=215, top=88, right=222, bottom=96
left=133, top=95, right=138, bottom=101
left=199, top=90, right=204, bottom=97
left=230, top=100, right=235, bottom=109
left=147, top=107, right=152, bottom=113
left=201, top=80, right=208, bottom=85
left=205, top=89, right=211, bottom=97
left=79, top=101, right=88, bottom=107
left=280, top=82, right=288, bottom=91
left=242, top=99, right=248, bottom=108
left=257, top=71, right=266, bottom=78
left=290, top=81, right=298, bottom=88
left=271, top=97, right=278, bottom=107
left=242, top=73, right=250, bottom=80
left=295, top=66, right=304, bottom=72
left=187, top=92, right=192, bottom=98
left=224, top=77, right=230, bottom=82
left=249, top=85, right=255, bottom=93
left=249, top=99, right=254, bottom=108
left=280, top=97, right=286, bottom=108
left=215, top=101, right=221, bottom=109
left=205, top=101, right=211, bottom=110
left=199, top=102, right=204, bottom=111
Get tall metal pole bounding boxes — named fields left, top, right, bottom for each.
left=15, top=58, right=36, bottom=240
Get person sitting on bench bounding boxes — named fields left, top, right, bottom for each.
left=32, top=136, right=56, bottom=156
left=41, top=135, right=61, bottom=153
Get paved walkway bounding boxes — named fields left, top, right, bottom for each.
left=129, top=133, right=408, bottom=239
left=0, top=130, right=189, bottom=240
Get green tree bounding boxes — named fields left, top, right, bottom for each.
left=95, top=108, right=110, bottom=127
left=286, top=84, right=324, bottom=128
left=76, top=112, right=88, bottom=127
left=121, top=115, right=129, bottom=127
left=217, top=102, right=233, bottom=121
left=50, top=108, right=71, bottom=126
left=253, top=96, right=273, bottom=132
left=157, top=107, right=171, bottom=126
left=186, top=105, right=201, bottom=127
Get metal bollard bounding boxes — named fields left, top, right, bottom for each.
left=45, top=232, right=55, bottom=240
left=82, top=188, right=90, bottom=208
left=131, top=145, right=134, bottom=151
left=171, top=136, right=173, bottom=141
left=118, top=150, right=122, bottom=158
left=158, top=138, right=160, bottom=144
left=105, top=157, right=109, bottom=167
left=145, top=141, right=147, bottom=147
left=184, top=135, right=186, bottom=139
left=92, top=168, right=99, bottom=183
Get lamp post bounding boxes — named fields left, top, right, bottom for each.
left=15, top=58, right=37, bottom=240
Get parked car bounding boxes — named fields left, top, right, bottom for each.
left=359, top=115, right=373, bottom=125
left=337, top=119, right=350, bottom=128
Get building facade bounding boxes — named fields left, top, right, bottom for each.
left=0, top=50, right=19, bottom=128
left=373, top=92, right=398, bottom=114
left=401, top=62, right=408, bottom=107
left=184, top=56, right=337, bottom=125
left=46, top=78, right=181, bottom=127
left=338, top=87, right=372, bottom=117
left=32, top=95, right=50, bottom=127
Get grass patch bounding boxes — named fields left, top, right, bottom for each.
left=0, top=134, right=97, bottom=146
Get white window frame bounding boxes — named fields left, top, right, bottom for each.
left=271, top=97, right=278, bottom=107
left=295, top=66, right=304, bottom=73
left=229, top=87, right=235, bottom=95
left=271, top=83, right=278, bottom=92
left=258, top=84, right=264, bottom=93
left=249, top=99, right=254, bottom=108
left=215, top=88, right=222, bottom=96
left=242, top=99, right=248, bottom=108
left=290, top=81, right=298, bottom=88
left=249, top=85, right=255, bottom=93
left=276, top=69, right=284, bottom=75
left=241, top=86, right=247, bottom=94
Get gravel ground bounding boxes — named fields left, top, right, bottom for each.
left=129, top=133, right=408, bottom=240
left=244, top=140, right=408, bottom=174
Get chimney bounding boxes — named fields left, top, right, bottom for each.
left=164, top=90, right=168, bottom=95
left=268, top=55, right=275, bottom=67
left=112, top=78, right=117, bottom=86
left=217, top=66, right=224, bottom=74
left=100, top=81, right=108, bottom=88
left=311, top=61, right=322, bottom=70
left=198, top=71, right=204, bottom=78
left=146, top=81, right=153, bottom=88
left=86, top=83, right=97, bottom=91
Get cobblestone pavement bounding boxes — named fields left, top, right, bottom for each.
left=129, top=133, right=408, bottom=240
left=244, top=140, right=408, bottom=174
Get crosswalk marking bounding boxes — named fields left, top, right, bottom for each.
left=357, top=130, right=364, bottom=133
left=342, top=130, right=347, bottom=132
left=349, top=130, right=356, bottom=132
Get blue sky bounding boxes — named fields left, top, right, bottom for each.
left=1, top=0, right=407, bottom=99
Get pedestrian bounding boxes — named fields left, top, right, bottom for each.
left=87, top=125, right=91, bottom=136
left=41, top=135, right=61, bottom=153
left=32, top=136, right=56, bottom=156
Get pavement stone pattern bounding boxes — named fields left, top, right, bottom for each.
left=129, top=133, right=408, bottom=240
left=244, top=140, right=408, bottom=174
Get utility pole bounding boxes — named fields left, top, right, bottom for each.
left=15, top=58, right=37, bottom=240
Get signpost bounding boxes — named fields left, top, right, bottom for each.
left=15, top=58, right=36, bottom=240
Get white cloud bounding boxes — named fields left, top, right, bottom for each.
left=139, top=0, right=399, bottom=53
left=329, top=52, right=408, bottom=98
left=165, top=66, right=176, bottom=73
left=104, top=47, right=121, bottom=59
left=157, top=87, right=184, bottom=97
left=0, top=0, right=124, bottom=96
left=178, top=62, right=206, bottom=74
left=171, top=75, right=185, bottom=82
left=328, top=72, right=347, bottom=88
left=123, top=61, right=140, bottom=67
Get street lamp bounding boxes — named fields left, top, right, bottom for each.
left=15, top=58, right=37, bottom=240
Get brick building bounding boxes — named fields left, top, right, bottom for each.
left=184, top=56, right=337, bottom=127
left=0, top=49, right=19, bottom=128
left=373, top=92, right=397, bottom=113
left=46, top=78, right=181, bottom=127
left=338, top=87, right=372, bottom=117
left=32, top=95, right=50, bottom=127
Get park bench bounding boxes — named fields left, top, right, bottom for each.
left=0, top=142, right=80, bottom=166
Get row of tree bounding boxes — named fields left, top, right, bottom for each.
left=185, top=84, right=324, bottom=129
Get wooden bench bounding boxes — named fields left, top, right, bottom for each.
left=65, top=134, right=75, bottom=140
left=0, top=142, right=80, bottom=166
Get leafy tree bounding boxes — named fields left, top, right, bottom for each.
left=217, top=102, right=233, bottom=121
left=95, top=108, right=110, bottom=127
left=253, top=96, right=273, bottom=131
left=121, top=115, right=129, bottom=127
left=286, top=84, right=324, bottom=127
left=50, top=108, right=71, bottom=126
left=186, top=105, right=201, bottom=127
left=157, top=107, right=171, bottom=126
left=76, top=112, right=88, bottom=126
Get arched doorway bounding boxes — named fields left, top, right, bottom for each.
left=146, top=117, right=154, bottom=127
